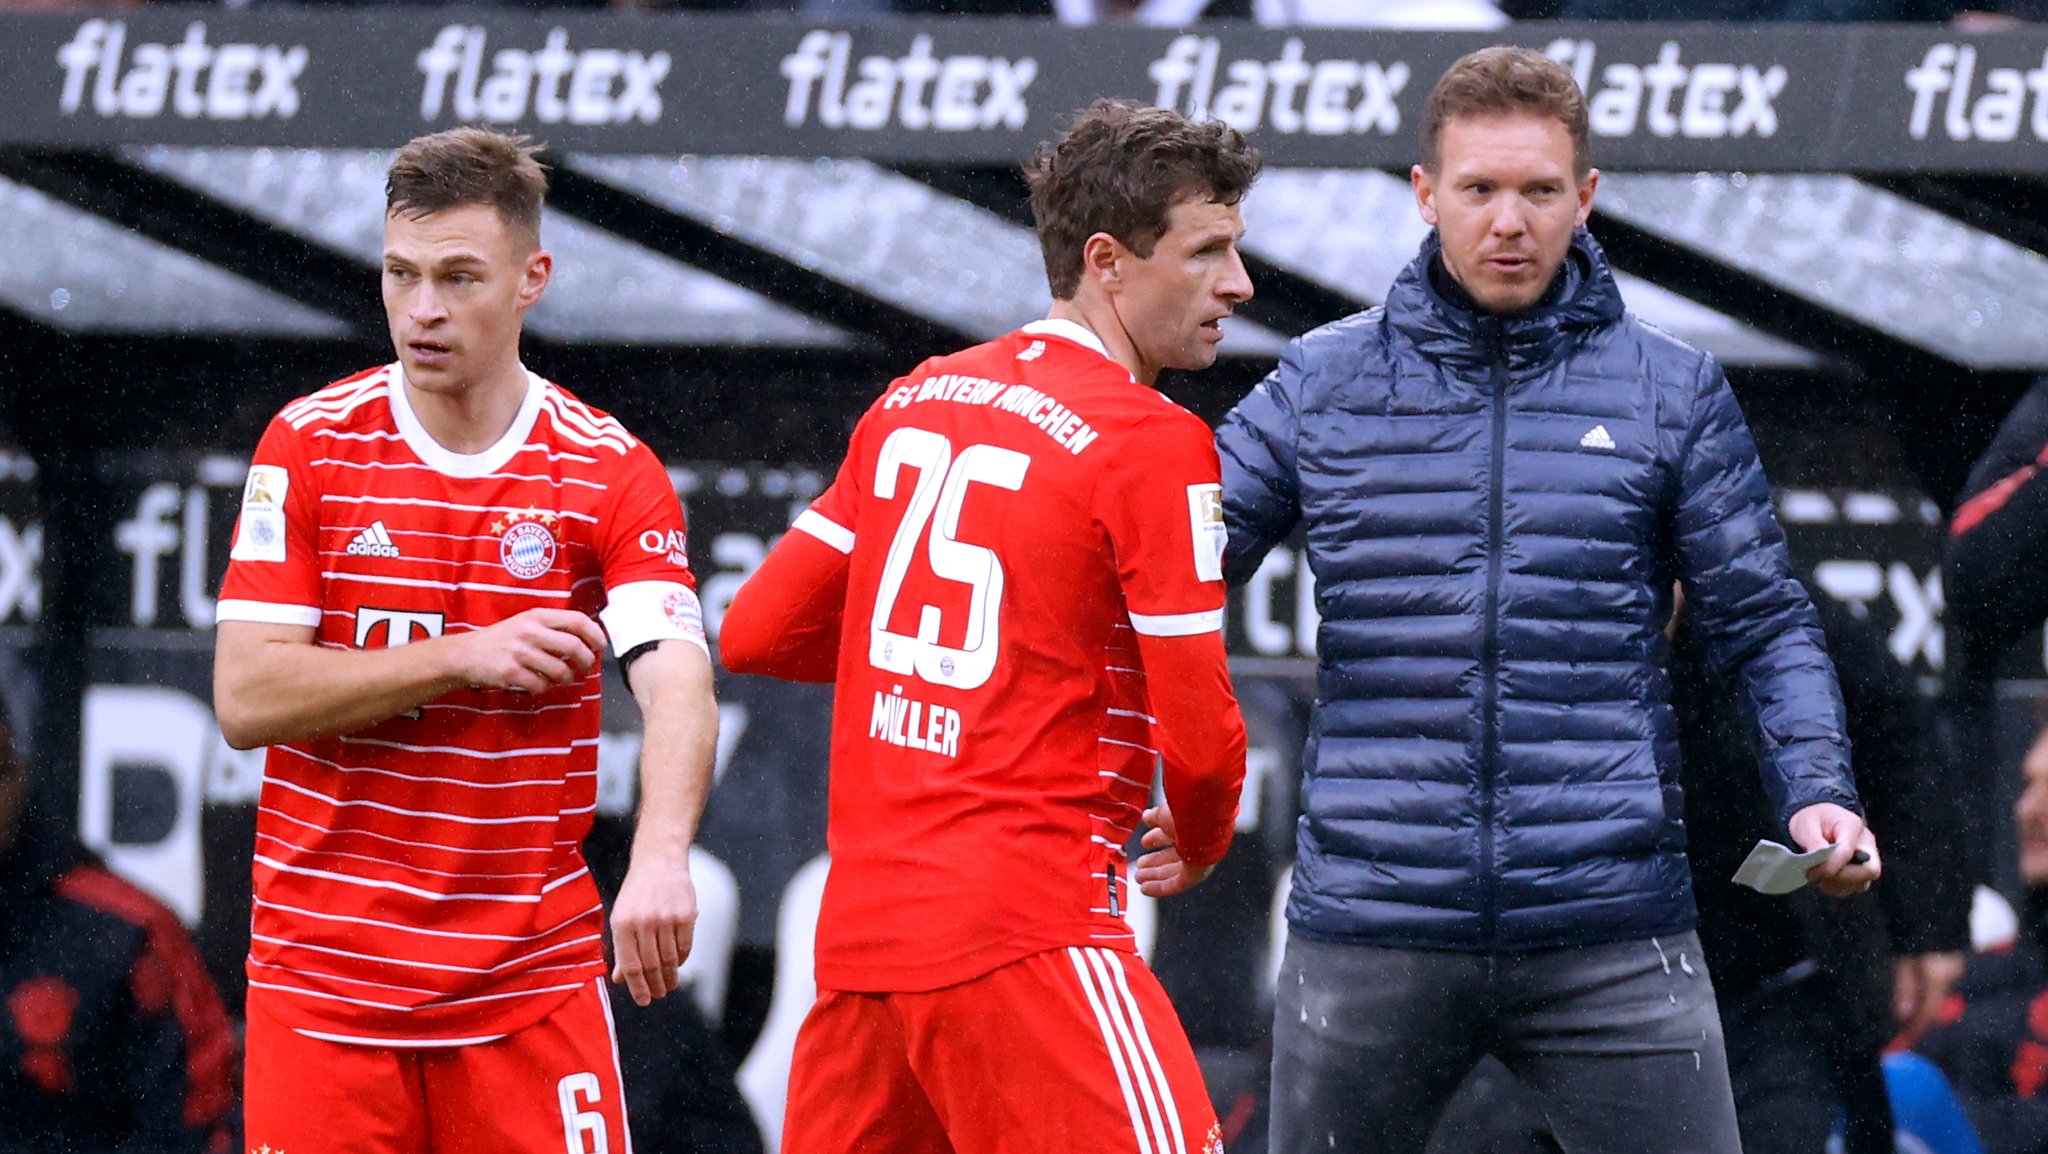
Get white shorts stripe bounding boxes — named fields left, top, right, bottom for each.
left=1096, top=949, right=1188, bottom=1154
left=792, top=509, right=855, bottom=554
left=1067, top=947, right=1153, bottom=1154
left=1127, top=608, right=1224, bottom=637
left=1084, top=948, right=1175, bottom=1154
left=596, top=979, right=638, bottom=1154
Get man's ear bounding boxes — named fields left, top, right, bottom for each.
left=1411, top=164, right=1439, bottom=228
left=1575, top=168, right=1600, bottom=227
left=519, top=249, right=553, bottom=310
left=1080, top=231, right=1126, bottom=294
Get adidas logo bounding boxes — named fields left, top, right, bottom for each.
left=1580, top=424, right=1616, bottom=451
left=1016, top=340, right=1046, bottom=362
left=345, top=521, right=401, bottom=559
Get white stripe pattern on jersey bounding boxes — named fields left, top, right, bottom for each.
left=319, top=492, right=600, bottom=523
left=247, top=977, right=587, bottom=1014
left=1127, top=608, right=1225, bottom=637
left=319, top=570, right=575, bottom=600
left=793, top=510, right=855, bottom=554
left=544, top=389, right=636, bottom=452
left=282, top=372, right=391, bottom=429
left=257, top=806, right=558, bottom=859
left=309, top=457, right=612, bottom=490
left=254, top=897, right=601, bottom=944
left=541, top=393, right=634, bottom=456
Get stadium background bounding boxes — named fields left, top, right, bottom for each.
left=0, top=9, right=2045, bottom=1146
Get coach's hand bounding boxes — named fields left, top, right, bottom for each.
left=448, top=609, right=606, bottom=694
left=1135, top=804, right=1217, bottom=898
left=610, top=846, right=698, bottom=1007
left=1790, top=802, right=1882, bottom=897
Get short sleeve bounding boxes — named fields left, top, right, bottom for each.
left=1094, top=412, right=1228, bottom=637
left=216, top=416, right=323, bottom=628
left=790, top=404, right=880, bottom=556
left=596, top=443, right=706, bottom=657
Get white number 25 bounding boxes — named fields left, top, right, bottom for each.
left=868, top=427, right=1029, bottom=691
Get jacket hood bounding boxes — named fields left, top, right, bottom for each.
left=1386, top=227, right=1626, bottom=379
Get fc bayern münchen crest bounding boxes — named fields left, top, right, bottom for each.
left=491, top=509, right=559, bottom=580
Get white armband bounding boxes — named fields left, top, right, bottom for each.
left=599, top=580, right=708, bottom=658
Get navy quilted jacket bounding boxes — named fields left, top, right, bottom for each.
left=1218, top=230, right=1859, bottom=951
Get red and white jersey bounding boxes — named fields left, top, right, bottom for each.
left=217, top=364, right=704, bottom=1045
left=792, top=319, right=1233, bottom=993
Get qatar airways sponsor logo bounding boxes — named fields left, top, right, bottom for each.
left=1148, top=36, right=1410, bottom=137
left=415, top=25, right=670, bottom=126
left=55, top=19, right=307, bottom=121
left=1546, top=39, right=1787, bottom=140
left=779, top=31, right=1035, bottom=131
left=1904, top=45, right=2048, bottom=143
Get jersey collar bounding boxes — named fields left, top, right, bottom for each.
left=387, top=363, right=544, bottom=479
left=1022, top=318, right=1114, bottom=363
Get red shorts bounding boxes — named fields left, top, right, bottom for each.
left=783, top=946, right=1222, bottom=1154
left=244, top=977, right=631, bottom=1154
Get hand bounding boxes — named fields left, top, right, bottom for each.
left=447, top=609, right=606, bottom=694
left=609, top=847, right=697, bottom=1008
left=1788, top=802, right=1882, bottom=897
left=1135, top=803, right=1217, bottom=898
left=1893, top=952, right=1967, bottom=1044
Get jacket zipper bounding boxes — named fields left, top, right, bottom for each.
left=1480, top=334, right=1509, bottom=948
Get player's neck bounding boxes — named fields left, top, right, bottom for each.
left=1045, top=300, right=1155, bottom=386
left=402, top=360, right=530, bottom=455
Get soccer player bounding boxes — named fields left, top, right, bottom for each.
left=719, top=99, right=1255, bottom=1154
left=212, top=128, right=717, bottom=1154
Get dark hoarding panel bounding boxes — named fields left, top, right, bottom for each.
left=3, top=14, right=2045, bottom=173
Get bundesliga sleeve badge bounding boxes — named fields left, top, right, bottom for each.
left=492, top=509, right=560, bottom=580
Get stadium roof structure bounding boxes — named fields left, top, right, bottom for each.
left=6, top=141, right=2044, bottom=372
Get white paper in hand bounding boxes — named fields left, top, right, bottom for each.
left=1731, top=840, right=1837, bottom=896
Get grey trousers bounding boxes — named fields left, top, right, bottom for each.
left=1270, top=931, right=1743, bottom=1154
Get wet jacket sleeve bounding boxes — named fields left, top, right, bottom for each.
left=1671, top=356, right=1859, bottom=829
left=1215, top=341, right=1305, bottom=587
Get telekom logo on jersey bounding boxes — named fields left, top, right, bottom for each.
left=354, top=606, right=446, bottom=648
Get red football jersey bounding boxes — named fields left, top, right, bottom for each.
left=790, top=319, right=1236, bottom=993
left=216, top=364, right=704, bottom=1045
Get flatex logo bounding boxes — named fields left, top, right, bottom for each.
left=779, top=31, right=1035, bottom=131
left=416, top=25, right=669, bottom=126
left=55, top=20, right=307, bottom=120
left=1904, top=46, right=2048, bottom=143
left=1546, top=39, right=1787, bottom=139
left=1148, top=36, right=1409, bottom=136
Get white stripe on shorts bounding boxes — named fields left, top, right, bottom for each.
left=1068, top=947, right=1190, bottom=1154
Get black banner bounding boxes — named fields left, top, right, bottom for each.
left=1, top=12, right=2044, bottom=172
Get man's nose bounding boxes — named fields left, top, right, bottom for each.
left=1218, top=247, right=1254, bottom=304
left=410, top=282, right=447, bottom=323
